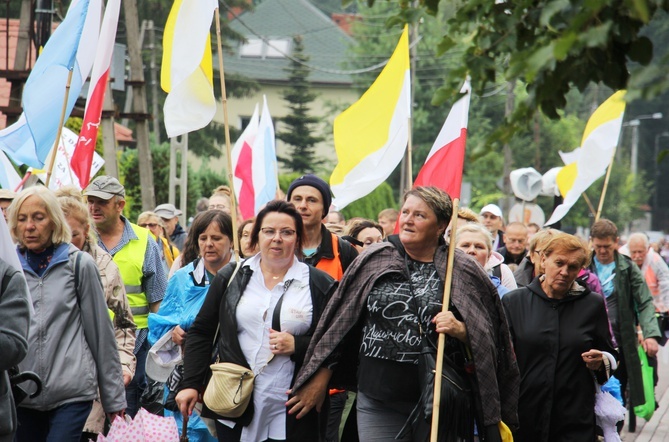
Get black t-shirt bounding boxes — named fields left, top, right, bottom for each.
left=358, top=260, right=463, bottom=401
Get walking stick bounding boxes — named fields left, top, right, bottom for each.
left=430, top=197, right=461, bottom=441
left=180, top=414, right=189, bottom=442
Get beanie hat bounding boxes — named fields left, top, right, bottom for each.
left=287, top=174, right=332, bottom=218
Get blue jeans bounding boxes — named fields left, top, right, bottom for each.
left=125, top=337, right=149, bottom=418
left=15, top=401, right=93, bottom=442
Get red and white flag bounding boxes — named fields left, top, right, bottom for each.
left=71, top=0, right=121, bottom=188
left=231, top=104, right=259, bottom=220
left=414, top=80, right=471, bottom=198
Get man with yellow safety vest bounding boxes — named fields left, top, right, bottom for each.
left=287, top=174, right=358, bottom=442
left=84, top=176, right=167, bottom=418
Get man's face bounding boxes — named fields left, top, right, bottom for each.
left=289, top=186, right=324, bottom=229
left=0, top=199, right=12, bottom=222
left=591, top=236, right=618, bottom=265
left=504, top=225, right=528, bottom=256
left=87, top=195, right=124, bottom=230
left=480, top=212, right=503, bottom=234
left=628, top=238, right=648, bottom=268
left=378, top=216, right=396, bottom=236
left=162, top=216, right=178, bottom=236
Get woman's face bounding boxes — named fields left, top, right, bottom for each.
left=398, top=195, right=445, bottom=252
left=541, top=248, right=584, bottom=298
left=198, top=222, right=232, bottom=273
left=208, top=195, right=231, bottom=214
left=139, top=215, right=163, bottom=239
left=66, top=216, right=89, bottom=251
left=455, top=231, right=491, bottom=268
left=240, top=222, right=256, bottom=257
left=16, top=195, right=54, bottom=252
left=355, top=227, right=383, bottom=253
left=258, top=212, right=298, bottom=264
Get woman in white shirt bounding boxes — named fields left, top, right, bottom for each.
left=176, top=200, right=337, bottom=442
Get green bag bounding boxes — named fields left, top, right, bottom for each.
left=633, top=345, right=655, bottom=420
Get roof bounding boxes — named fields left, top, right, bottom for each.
left=223, top=0, right=355, bottom=86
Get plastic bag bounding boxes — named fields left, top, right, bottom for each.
left=601, top=376, right=623, bottom=404
left=98, top=408, right=179, bottom=441
left=594, top=382, right=626, bottom=442
left=633, top=346, right=656, bottom=420
left=139, top=380, right=165, bottom=416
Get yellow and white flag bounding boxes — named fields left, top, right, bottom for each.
left=330, top=26, right=411, bottom=209
left=545, top=90, right=626, bottom=225
left=161, top=0, right=217, bottom=138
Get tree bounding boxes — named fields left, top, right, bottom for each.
left=368, top=0, right=669, bottom=132
left=277, top=35, right=326, bottom=173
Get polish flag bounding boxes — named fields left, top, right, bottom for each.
left=414, top=80, right=471, bottom=198
left=231, top=105, right=259, bottom=220
left=71, top=0, right=121, bottom=188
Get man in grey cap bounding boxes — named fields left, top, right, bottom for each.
left=154, top=203, right=187, bottom=251
left=0, top=189, right=17, bottom=222
left=83, top=175, right=167, bottom=417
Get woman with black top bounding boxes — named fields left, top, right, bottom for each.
left=176, top=200, right=337, bottom=442
left=287, top=187, right=519, bottom=441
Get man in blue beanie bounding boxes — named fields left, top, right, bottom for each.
left=287, top=174, right=358, bottom=442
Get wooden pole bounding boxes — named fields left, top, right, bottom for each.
left=214, top=8, right=240, bottom=258
left=595, top=152, right=615, bottom=222
left=406, top=117, right=413, bottom=189
left=582, top=193, right=596, bottom=218
left=46, top=69, right=74, bottom=188
left=430, top=196, right=460, bottom=441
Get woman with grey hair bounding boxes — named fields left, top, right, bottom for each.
left=8, top=186, right=126, bottom=441
left=287, top=186, right=519, bottom=441
left=455, top=223, right=517, bottom=295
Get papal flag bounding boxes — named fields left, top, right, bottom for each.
left=330, top=26, right=410, bottom=209
left=545, top=90, right=626, bottom=225
left=161, top=0, right=218, bottom=138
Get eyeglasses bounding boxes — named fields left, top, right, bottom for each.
left=139, top=223, right=159, bottom=228
left=209, top=204, right=228, bottom=210
left=260, top=228, right=296, bottom=239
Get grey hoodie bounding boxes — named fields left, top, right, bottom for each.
left=17, top=244, right=126, bottom=413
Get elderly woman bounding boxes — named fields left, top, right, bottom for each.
left=138, top=211, right=180, bottom=272
left=149, top=210, right=233, bottom=442
left=502, top=233, right=617, bottom=441
left=8, top=186, right=126, bottom=441
left=455, top=223, right=517, bottom=296
left=342, top=219, right=384, bottom=253
left=56, top=190, right=137, bottom=440
left=176, top=200, right=337, bottom=441
left=288, top=187, right=519, bottom=441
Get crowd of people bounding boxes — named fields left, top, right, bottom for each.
left=0, top=174, right=667, bottom=442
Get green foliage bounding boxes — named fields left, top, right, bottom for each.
left=365, top=0, right=669, bottom=133
left=277, top=36, right=326, bottom=173
left=119, top=142, right=227, bottom=222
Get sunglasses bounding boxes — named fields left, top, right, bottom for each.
left=139, top=223, right=159, bottom=228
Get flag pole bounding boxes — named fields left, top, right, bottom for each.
left=430, top=196, right=460, bottom=441
left=582, top=192, right=596, bottom=218
left=214, top=7, right=240, bottom=258
left=46, top=69, right=74, bottom=188
left=595, top=151, right=615, bottom=222
left=14, top=171, right=32, bottom=192
left=407, top=117, right=413, bottom=189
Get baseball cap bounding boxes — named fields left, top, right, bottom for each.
left=83, top=176, right=125, bottom=200
left=145, top=331, right=183, bottom=383
left=154, top=203, right=182, bottom=219
left=479, top=204, right=503, bottom=219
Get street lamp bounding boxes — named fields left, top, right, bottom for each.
left=623, top=112, right=663, bottom=177
left=654, top=131, right=669, bottom=211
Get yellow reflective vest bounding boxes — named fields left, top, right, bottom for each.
left=113, top=223, right=150, bottom=329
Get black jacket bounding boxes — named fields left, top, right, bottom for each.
left=498, top=247, right=526, bottom=267
left=181, top=260, right=337, bottom=439
left=512, top=256, right=534, bottom=287
left=502, top=278, right=617, bottom=442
